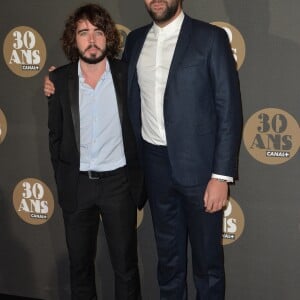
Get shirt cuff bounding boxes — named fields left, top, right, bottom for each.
left=211, top=173, right=234, bottom=183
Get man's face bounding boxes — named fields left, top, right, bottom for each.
left=144, top=0, right=181, bottom=25
left=76, top=19, right=107, bottom=64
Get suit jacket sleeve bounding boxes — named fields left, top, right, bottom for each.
left=47, top=71, right=62, bottom=175
left=209, top=27, right=243, bottom=178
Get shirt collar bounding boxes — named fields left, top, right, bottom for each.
left=152, top=11, right=184, bottom=37
left=78, top=59, right=110, bottom=82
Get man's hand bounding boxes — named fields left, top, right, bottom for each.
left=204, top=178, right=228, bottom=213
left=44, top=66, right=56, bottom=97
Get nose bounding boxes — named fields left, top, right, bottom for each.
left=89, top=33, right=95, bottom=43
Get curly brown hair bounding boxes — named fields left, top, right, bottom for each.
left=61, top=3, right=120, bottom=62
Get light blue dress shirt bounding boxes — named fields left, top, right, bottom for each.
left=78, top=61, right=126, bottom=172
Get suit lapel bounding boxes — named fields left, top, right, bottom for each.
left=68, top=63, right=80, bottom=152
left=166, top=15, right=192, bottom=88
left=110, top=60, right=124, bottom=124
left=128, top=25, right=152, bottom=93
left=127, top=17, right=192, bottom=107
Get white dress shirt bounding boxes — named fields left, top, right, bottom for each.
left=137, top=12, right=184, bottom=146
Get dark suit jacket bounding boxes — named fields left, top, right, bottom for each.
left=48, top=59, right=146, bottom=212
left=122, top=14, right=243, bottom=186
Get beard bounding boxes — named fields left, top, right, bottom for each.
left=146, top=0, right=180, bottom=24
left=78, top=44, right=107, bottom=64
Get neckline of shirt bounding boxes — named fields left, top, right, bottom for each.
left=152, top=11, right=185, bottom=37
left=78, top=59, right=110, bottom=84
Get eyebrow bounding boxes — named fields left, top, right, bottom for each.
left=77, top=28, right=103, bottom=33
left=77, top=28, right=88, bottom=33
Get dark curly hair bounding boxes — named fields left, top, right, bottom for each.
left=61, top=3, right=121, bottom=62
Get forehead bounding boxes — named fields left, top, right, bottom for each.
left=76, top=19, right=98, bottom=30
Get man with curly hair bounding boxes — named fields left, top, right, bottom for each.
left=47, top=4, right=145, bottom=299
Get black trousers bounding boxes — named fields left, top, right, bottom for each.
left=62, top=167, right=141, bottom=300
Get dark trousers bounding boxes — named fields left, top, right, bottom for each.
left=62, top=167, right=141, bottom=300
left=143, top=141, right=225, bottom=300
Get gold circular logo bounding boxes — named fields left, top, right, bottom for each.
left=13, top=178, right=54, bottom=225
left=211, top=22, right=246, bottom=70
left=0, top=108, right=8, bottom=144
left=222, top=197, right=245, bottom=245
left=243, top=108, right=300, bottom=165
left=3, top=26, right=47, bottom=77
left=116, top=24, right=131, bottom=58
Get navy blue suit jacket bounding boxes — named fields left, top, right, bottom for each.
left=123, top=15, right=243, bottom=186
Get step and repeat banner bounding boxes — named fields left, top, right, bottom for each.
left=0, top=1, right=299, bottom=299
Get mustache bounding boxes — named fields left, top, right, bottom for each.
left=150, top=0, right=167, bottom=3
left=85, top=44, right=102, bottom=52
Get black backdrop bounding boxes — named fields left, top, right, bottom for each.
left=0, top=1, right=299, bottom=299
